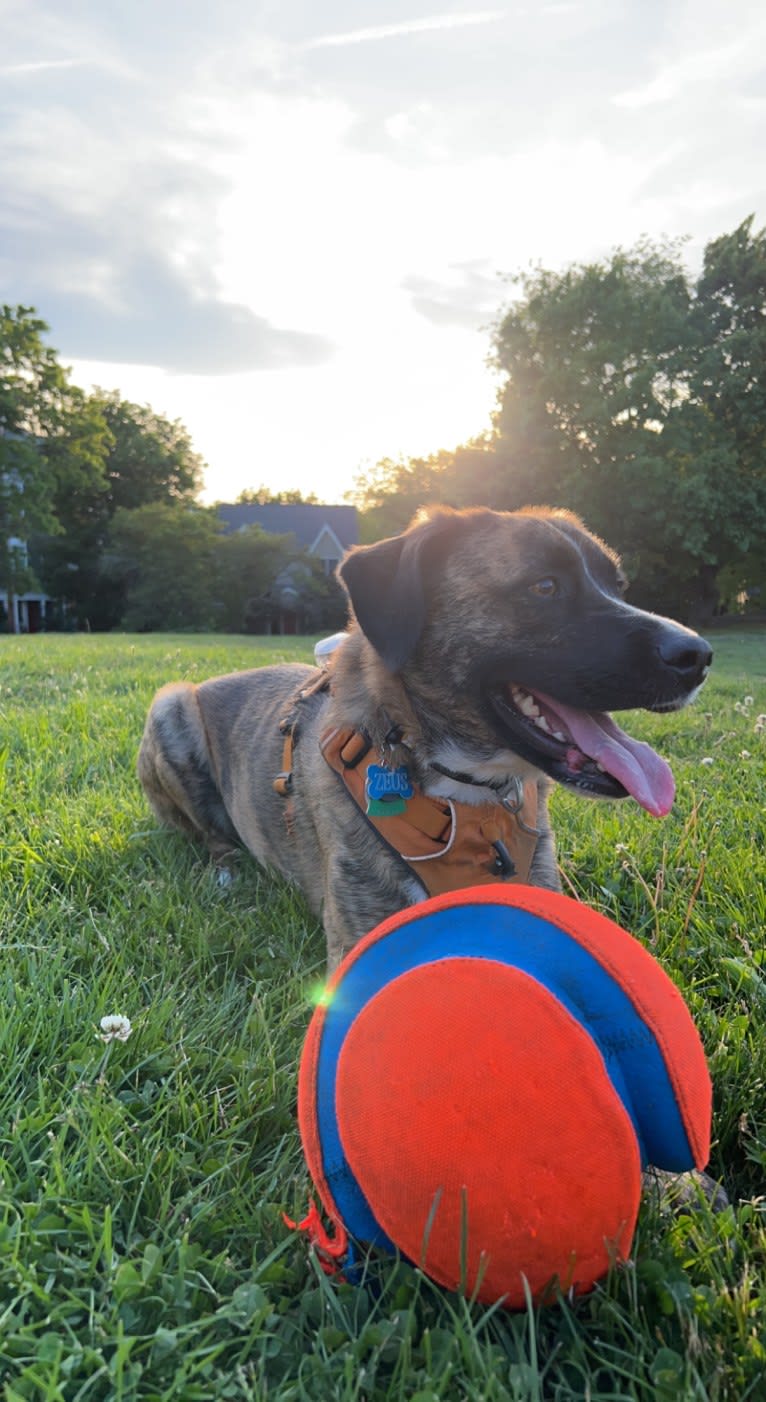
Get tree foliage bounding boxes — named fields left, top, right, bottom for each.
left=1, top=305, right=109, bottom=631
left=488, top=221, right=766, bottom=617
left=485, top=221, right=763, bottom=616
left=351, top=440, right=496, bottom=541
left=236, top=485, right=319, bottom=505
left=108, top=503, right=221, bottom=632
left=214, top=526, right=297, bottom=632
left=35, top=390, right=206, bottom=629
left=353, top=218, right=766, bottom=621
left=3, top=305, right=337, bottom=635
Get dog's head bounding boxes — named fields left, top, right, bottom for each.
left=338, top=507, right=712, bottom=816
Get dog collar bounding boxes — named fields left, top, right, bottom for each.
left=319, top=727, right=540, bottom=897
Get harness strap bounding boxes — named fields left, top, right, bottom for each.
left=272, top=669, right=333, bottom=798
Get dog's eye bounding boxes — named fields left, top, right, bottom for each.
left=529, top=576, right=559, bottom=599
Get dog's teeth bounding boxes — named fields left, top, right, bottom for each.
left=595, top=762, right=605, bottom=772
left=553, top=730, right=567, bottom=742
left=518, top=694, right=540, bottom=718
left=534, top=715, right=551, bottom=733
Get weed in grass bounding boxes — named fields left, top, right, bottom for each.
left=0, top=631, right=764, bottom=1400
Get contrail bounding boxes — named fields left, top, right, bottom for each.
left=304, top=11, right=505, bottom=49
left=0, top=58, right=89, bottom=75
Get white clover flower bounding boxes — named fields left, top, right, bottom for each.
left=740, top=750, right=751, bottom=760
left=744, top=696, right=754, bottom=707
left=734, top=702, right=744, bottom=713
left=700, top=757, right=714, bottom=766
left=98, top=1013, right=133, bottom=1043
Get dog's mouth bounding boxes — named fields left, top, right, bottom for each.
left=490, top=683, right=676, bottom=816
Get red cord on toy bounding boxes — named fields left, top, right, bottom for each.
left=283, top=1200, right=348, bottom=1277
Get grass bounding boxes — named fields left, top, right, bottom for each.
left=0, top=628, right=764, bottom=1401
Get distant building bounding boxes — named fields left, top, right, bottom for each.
left=0, top=537, right=51, bottom=634
left=217, top=503, right=358, bottom=575
left=217, top=502, right=358, bottom=634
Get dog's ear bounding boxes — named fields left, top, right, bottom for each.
left=338, top=512, right=459, bottom=673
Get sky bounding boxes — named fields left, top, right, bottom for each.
left=1, top=1, right=764, bottom=505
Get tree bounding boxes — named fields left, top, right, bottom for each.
left=685, top=217, right=766, bottom=614
left=35, top=390, right=205, bottom=629
left=108, top=503, right=221, bottom=632
left=1, top=305, right=109, bottom=632
left=351, top=439, right=497, bottom=541
left=488, top=223, right=766, bottom=619
left=353, top=221, right=766, bottom=619
left=93, top=391, right=204, bottom=512
left=236, top=485, right=319, bottom=505
left=214, top=525, right=297, bottom=632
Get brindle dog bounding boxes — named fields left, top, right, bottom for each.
left=138, top=506, right=711, bottom=970
left=140, top=506, right=725, bottom=1205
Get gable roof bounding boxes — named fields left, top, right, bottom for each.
left=218, top=503, right=358, bottom=551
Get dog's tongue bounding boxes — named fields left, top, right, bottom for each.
left=538, top=694, right=675, bottom=817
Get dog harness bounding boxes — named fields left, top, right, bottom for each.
left=318, top=727, right=540, bottom=897
left=273, top=671, right=540, bottom=896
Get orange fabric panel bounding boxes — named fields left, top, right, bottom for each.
left=331, top=886, right=711, bottom=1172
left=321, top=729, right=539, bottom=892
left=335, top=958, right=641, bottom=1307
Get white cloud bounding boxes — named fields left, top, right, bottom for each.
left=613, top=27, right=766, bottom=109
left=303, top=11, right=505, bottom=49
left=0, top=0, right=763, bottom=502
left=0, top=58, right=91, bottom=75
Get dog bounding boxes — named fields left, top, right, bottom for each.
left=138, top=506, right=712, bottom=972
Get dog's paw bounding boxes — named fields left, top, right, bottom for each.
left=643, top=1166, right=729, bottom=1213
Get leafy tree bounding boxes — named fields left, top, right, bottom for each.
left=35, top=390, right=205, bottom=629
left=684, top=218, right=766, bottom=614
left=352, top=439, right=497, bottom=541
left=93, top=391, right=204, bottom=512
left=236, top=485, right=319, bottom=505
left=353, top=219, right=766, bottom=621
left=1, top=305, right=109, bottom=632
left=108, top=503, right=220, bottom=632
left=488, top=221, right=766, bottom=619
left=213, top=526, right=297, bottom=632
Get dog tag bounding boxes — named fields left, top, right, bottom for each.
left=365, top=764, right=413, bottom=818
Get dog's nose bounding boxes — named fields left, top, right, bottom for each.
left=656, top=631, right=713, bottom=682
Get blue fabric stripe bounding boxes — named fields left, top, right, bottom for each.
left=314, top=902, right=694, bottom=1245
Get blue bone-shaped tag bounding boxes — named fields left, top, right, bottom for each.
left=365, top=764, right=414, bottom=817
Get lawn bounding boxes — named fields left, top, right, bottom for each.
left=0, top=629, right=764, bottom=1401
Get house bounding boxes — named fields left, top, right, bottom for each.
left=0, top=537, right=51, bottom=634
left=217, top=502, right=358, bottom=634
left=2, top=431, right=52, bottom=632
left=217, top=503, right=358, bottom=575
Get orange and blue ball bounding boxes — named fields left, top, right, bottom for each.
left=296, top=887, right=712, bottom=1307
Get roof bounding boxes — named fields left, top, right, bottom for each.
left=217, top=503, right=358, bottom=551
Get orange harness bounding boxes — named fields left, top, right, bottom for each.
left=319, top=727, right=539, bottom=897
left=272, top=672, right=540, bottom=897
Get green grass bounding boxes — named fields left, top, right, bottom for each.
left=0, top=629, right=764, bottom=1401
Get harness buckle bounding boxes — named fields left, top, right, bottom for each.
left=339, top=730, right=373, bottom=770
left=273, top=771, right=293, bottom=797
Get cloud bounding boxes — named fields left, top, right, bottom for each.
left=22, top=256, right=333, bottom=375
left=402, top=261, right=504, bottom=330
left=0, top=15, right=332, bottom=374
left=303, top=11, right=504, bottom=49
left=0, top=58, right=92, bottom=75
left=0, top=179, right=332, bottom=373
left=613, top=27, right=766, bottom=110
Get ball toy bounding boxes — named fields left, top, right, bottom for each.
left=292, top=886, right=712, bottom=1308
